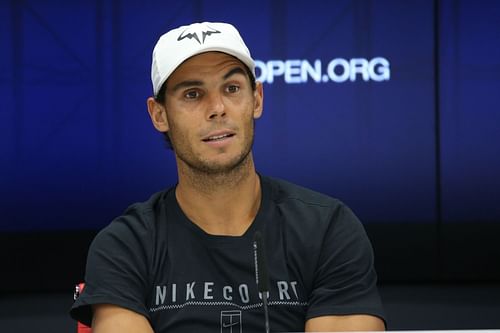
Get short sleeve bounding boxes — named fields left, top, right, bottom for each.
left=306, top=203, right=386, bottom=323
left=70, top=207, right=153, bottom=326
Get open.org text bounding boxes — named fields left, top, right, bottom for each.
left=255, top=57, right=390, bottom=84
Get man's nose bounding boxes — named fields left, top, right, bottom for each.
left=206, top=92, right=226, bottom=120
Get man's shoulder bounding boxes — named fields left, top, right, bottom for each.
left=262, top=175, right=341, bottom=208
left=123, top=187, right=172, bottom=216
left=99, top=186, right=175, bottom=236
left=261, top=175, right=363, bottom=243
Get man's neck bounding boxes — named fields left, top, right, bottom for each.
left=175, top=154, right=261, bottom=236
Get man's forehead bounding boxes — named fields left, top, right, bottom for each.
left=177, top=51, right=246, bottom=71
left=167, top=52, right=248, bottom=84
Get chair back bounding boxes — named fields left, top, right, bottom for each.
left=74, top=282, right=92, bottom=333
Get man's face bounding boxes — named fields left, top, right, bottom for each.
left=161, top=52, right=263, bottom=174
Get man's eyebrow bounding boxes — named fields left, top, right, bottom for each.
left=223, top=67, right=247, bottom=80
left=171, top=80, right=203, bottom=92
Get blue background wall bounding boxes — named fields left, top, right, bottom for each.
left=1, top=0, right=500, bottom=290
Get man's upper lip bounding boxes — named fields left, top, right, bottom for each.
left=202, top=130, right=235, bottom=141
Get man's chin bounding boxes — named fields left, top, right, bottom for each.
left=193, top=151, right=252, bottom=175
left=196, top=159, right=246, bottom=175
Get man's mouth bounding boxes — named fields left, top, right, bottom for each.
left=202, top=133, right=235, bottom=142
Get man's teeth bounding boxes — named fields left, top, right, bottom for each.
left=207, top=134, right=230, bottom=141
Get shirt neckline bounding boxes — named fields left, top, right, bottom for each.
left=169, top=174, right=272, bottom=246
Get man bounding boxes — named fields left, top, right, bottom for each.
left=70, top=22, right=386, bottom=332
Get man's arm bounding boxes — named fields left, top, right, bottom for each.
left=305, top=314, right=385, bottom=332
left=92, top=304, right=154, bottom=333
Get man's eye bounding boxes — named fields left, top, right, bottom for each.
left=227, top=85, right=240, bottom=93
left=185, top=90, right=199, bottom=99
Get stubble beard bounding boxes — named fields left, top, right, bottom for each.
left=172, top=121, right=256, bottom=190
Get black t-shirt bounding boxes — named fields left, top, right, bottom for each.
left=70, top=175, right=385, bottom=331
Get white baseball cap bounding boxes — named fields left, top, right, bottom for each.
left=151, top=22, right=255, bottom=96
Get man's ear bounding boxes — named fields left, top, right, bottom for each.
left=147, top=97, right=169, bottom=132
left=253, top=81, right=264, bottom=119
